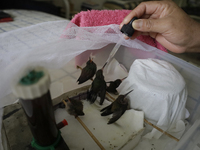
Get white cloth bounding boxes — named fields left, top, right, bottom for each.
left=118, top=58, right=189, bottom=139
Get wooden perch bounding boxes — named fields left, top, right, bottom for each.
left=144, top=119, right=179, bottom=142
left=62, top=99, right=105, bottom=150
left=77, top=65, right=179, bottom=142
left=104, top=92, right=180, bottom=142
left=76, top=117, right=105, bottom=150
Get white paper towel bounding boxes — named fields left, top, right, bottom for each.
left=55, top=99, right=144, bottom=150
left=118, top=58, right=189, bottom=139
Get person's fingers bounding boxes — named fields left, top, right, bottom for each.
left=119, top=3, right=145, bottom=29
left=119, top=14, right=152, bottom=31
left=123, top=34, right=129, bottom=40
left=140, top=14, right=151, bottom=19
left=130, top=31, right=141, bottom=39
left=132, top=18, right=167, bottom=34
left=130, top=31, right=158, bottom=39
left=120, top=1, right=164, bottom=26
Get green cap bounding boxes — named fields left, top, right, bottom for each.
left=12, top=67, right=50, bottom=99
left=20, top=70, right=44, bottom=85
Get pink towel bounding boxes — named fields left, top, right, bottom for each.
left=71, top=10, right=167, bottom=52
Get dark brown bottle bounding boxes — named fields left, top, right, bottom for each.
left=12, top=67, right=69, bottom=149
left=20, top=90, right=58, bottom=146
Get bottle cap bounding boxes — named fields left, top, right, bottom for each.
left=12, top=67, right=50, bottom=99
left=62, top=119, right=68, bottom=126
left=120, top=17, right=138, bottom=37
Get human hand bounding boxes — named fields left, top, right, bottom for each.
left=120, top=0, right=200, bottom=53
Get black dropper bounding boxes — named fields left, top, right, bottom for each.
left=120, top=17, right=138, bottom=37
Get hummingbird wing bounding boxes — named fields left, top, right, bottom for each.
left=66, top=102, right=76, bottom=116
left=106, top=83, right=118, bottom=95
left=77, top=66, right=96, bottom=84
left=106, top=80, right=122, bottom=94
left=99, top=82, right=106, bottom=105
left=100, top=104, right=113, bottom=116
left=70, top=99, right=85, bottom=116
left=87, top=89, right=98, bottom=104
left=77, top=69, right=90, bottom=84
left=107, top=108, right=127, bottom=124
left=87, top=77, right=101, bottom=103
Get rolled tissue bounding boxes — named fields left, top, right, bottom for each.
left=118, top=58, right=189, bottom=139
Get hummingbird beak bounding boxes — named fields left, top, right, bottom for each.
left=89, top=56, right=92, bottom=63
left=124, top=90, right=133, bottom=97
left=102, top=62, right=107, bottom=70
left=121, top=77, right=127, bottom=81
left=67, top=96, right=71, bottom=102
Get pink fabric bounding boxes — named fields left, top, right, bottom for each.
left=71, top=10, right=167, bottom=52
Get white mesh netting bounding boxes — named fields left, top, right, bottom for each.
left=0, top=20, right=157, bottom=107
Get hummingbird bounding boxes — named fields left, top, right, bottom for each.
left=100, top=90, right=133, bottom=124
left=87, top=63, right=107, bottom=105
left=77, top=57, right=97, bottom=84
left=63, top=97, right=85, bottom=118
left=106, top=77, right=126, bottom=95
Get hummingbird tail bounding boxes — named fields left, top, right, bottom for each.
left=87, top=90, right=97, bottom=104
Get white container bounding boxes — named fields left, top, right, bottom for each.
left=90, top=43, right=200, bottom=150
left=3, top=43, right=200, bottom=150
left=114, top=45, right=200, bottom=150
left=175, top=119, right=200, bottom=150
left=52, top=43, right=200, bottom=150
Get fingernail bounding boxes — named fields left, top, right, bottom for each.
left=119, top=23, right=123, bottom=29
left=123, top=34, right=129, bottom=39
left=132, top=20, right=143, bottom=29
